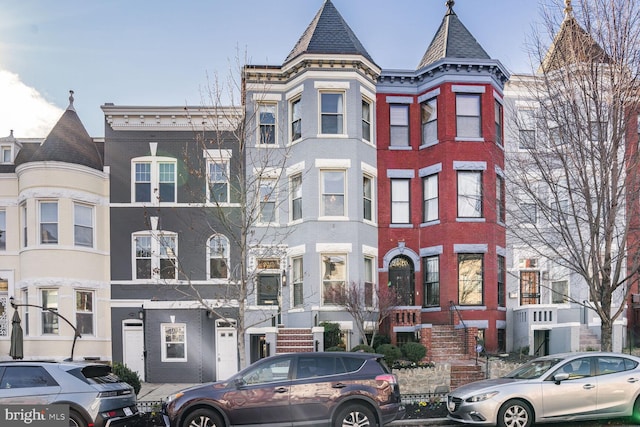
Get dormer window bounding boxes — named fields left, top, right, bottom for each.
left=1, top=146, right=11, bottom=164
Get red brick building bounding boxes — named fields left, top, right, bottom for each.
left=376, top=1, right=509, bottom=353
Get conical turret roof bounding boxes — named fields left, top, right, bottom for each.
left=29, top=91, right=103, bottom=170
left=417, top=0, right=490, bottom=70
left=284, top=0, right=376, bottom=65
left=539, top=1, right=609, bottom=72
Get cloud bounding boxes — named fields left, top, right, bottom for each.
left=0, top=69, right=63, bottom=138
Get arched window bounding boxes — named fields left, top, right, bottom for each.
left=208, top=235, right=229, bottom=279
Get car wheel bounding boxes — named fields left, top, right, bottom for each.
left=333, top=404, right=377, bottom=427
left=632, top=396, right=640, bottom=424
left=68, top=410, right=87, bottom=427
left=181, top=408, right=224, bottom=427
left=497, top=399, right=532, bottom=427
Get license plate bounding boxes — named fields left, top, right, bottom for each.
left=123, top=407, right=133, bottom=416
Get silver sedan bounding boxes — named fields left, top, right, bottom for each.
left=447, top=352, right=640, bottom=427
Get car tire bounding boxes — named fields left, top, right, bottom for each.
left=181, top=408, right=224, bottom=427
left=333, top=404, right=378, bottom=427
left=68, top=410, right=87, bottom=427
left=632, top=396, right=640, bottom=424
left=497, top=399, right=532, bottom=427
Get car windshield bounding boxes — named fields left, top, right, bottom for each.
left=503, top=357, right=564, bottom=379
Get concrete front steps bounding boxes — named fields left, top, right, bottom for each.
left=579, top=325, right=601, bottom=351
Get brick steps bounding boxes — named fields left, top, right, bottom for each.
left=450, top=363, right=484, bottom=390
left=429, top=325, right=471, bottom=362
left=276, top=328, right=315, bottom=353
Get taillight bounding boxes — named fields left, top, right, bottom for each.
left=375, top=374, right=397, bottom=384
left=101, top=410, right=117, bottom=419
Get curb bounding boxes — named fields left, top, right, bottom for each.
left=390, top=418, right=450, bottom=426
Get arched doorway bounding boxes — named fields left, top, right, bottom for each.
left=388, top=255, right=414, bottom=305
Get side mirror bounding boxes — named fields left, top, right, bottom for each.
left=234, top=377, right=246, bottom=389
left=553, top=373, right=570, bottom=384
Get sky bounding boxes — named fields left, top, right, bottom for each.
left=0, top=0, right=549, bottom=138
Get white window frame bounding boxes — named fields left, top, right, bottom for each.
left=391, top=179, right=410, bottom=224
left=290, top=174, right=302, bottom=222
left=161, top=323, right=187, bottom=362
left=75, top=289, right=94, bottom=336
left=457, top=171, right=483, bottom=218
left=423, top=174, right=438, bottom=223
left=364, top=256, right=375, bottom=308
left=456, top=94, right=482, bottom=139
left=290, top=96, right=302, bottom=142
left=207, top=160, right=229, bottom=204
left=292, top=256, right=304, bottom=308
left=390, top=104, right=410, bottom=147
left=258, top=178, right=277, bottom=224
left=362, top=97, right=372, bottom=143
left=132, top=231, right=178, bottom=281
left=258, top=103, right=277, bottom=145
left=321, top=170, right=346, bottom=218
left=1, top=146, right=11, bottom=164
left=0, top=209, right=5, bottom=251
left=74, top=203, right=94, bottom=248
left=363, top=174, right=374, bottom=222
left=320, top=92, right=345, bottom=135
left=321, top=253, right=347, bottom=305
left=131, top=156, right=177, bottom=204
left=207, top=234, right=230, bottom=280
left=41, top=288, right=59, bottom=335
left=421, top=97, right=438, bottom=146
left=39, top=200, right=58, bottom=245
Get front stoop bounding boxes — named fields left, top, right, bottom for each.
left=276, top=327, right=315, bottom=353
left=579, top=325, right=601, bottom=351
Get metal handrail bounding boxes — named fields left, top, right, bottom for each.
left=449, top=301, right=469, bottom=354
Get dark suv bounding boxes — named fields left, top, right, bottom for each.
left=0, top=361, right=141, bottom=427
left=162, top=352, right=405, bottom=427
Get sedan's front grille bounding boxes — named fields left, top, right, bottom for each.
left=448, top=395, right=463, bottom=412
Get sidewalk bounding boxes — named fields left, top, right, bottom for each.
left=137, top=382, right=196, bottom=402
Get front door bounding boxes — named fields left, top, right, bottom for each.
left=216, top=319, right=238, bottom=380
left=122, top=320, right=145, bottom=381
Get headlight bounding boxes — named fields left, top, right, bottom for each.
left=165, top=392, right=184, bottom=403
left=466, top=391, right=499, bottom=402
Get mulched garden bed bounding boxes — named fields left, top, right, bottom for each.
left=404, top=401, right=448, bottom=419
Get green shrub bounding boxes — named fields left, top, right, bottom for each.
left=326, top=346, right=345, bottom=352
left=321, top=322, right=342, bottom=350
left=112, top=362, right=141, bottom=395
left=351, top=344, right=375, bottom=353
left=401, top=342, right=427, bottom=363
left=372, top=335, right=390, bottom=349
left=376, top=344, right=402, bottom=366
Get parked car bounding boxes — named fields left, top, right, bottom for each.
left=0, top=360, right=141, bottom=427
left=162, top=351, right=405, bottom=427
left=447, top=351, right=640, bottom=427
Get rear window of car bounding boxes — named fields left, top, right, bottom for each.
left=68, top=365, right=122, bottom=385
left=342, top=356, right=367, bottom=373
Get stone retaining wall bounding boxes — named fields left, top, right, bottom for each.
left=395, top=359, right=522, bottom=394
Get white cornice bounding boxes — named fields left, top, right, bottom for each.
left=101, top=105, right=243, bottom=131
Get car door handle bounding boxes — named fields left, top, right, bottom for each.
left=274, top=387, right=288, bottom=393
left=628, top=378, right=639, bottom=383
left=332, top=383, right=347, bottom=389
left=583, top=384, right=596, bottom=389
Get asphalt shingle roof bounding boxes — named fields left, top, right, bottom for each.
left=28, top=92, right=103, bottom=171
left=417, top=2, right=490, bottom=70
left=284, top=0, right=376, bottom=65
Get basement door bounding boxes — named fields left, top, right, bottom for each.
left=122, top=320, right=145, bottom=381
left=216, top=319, right=238, bottom=381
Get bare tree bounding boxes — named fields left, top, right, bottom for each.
left=333, top=281, right=400, bottom=349
left=506, top=0, right=640, bottom=351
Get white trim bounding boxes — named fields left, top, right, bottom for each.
left=314, top=81, right=350, bottom=89
left=362, top=245, right=377, bottom=257
left=387, top=169, right=415, bottom=179
left=361, top=162, right=377, bottom=177
left=252, top=93, right=282, bottom=101
left=286, top=85, right=304, bottom=100
left=386, top=96, right=413, bottom=104
left=417, top=88, right=441, bottom=103
left=161, top=322, right=187, bottom=362
left=361, top=87, right=375, bottom=101
left=420, top=245, right=443, bottom=257
left=452, top=85, right=486, bottom=93
left=453, top=161, right=487, bottom=170
left=454, top=244, right=488, bottom=253
left=316, top=243, right=352, bottom=253
left=315, top=159, right=351, bottom=168
left=419, top=163, right=442, bottom=177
